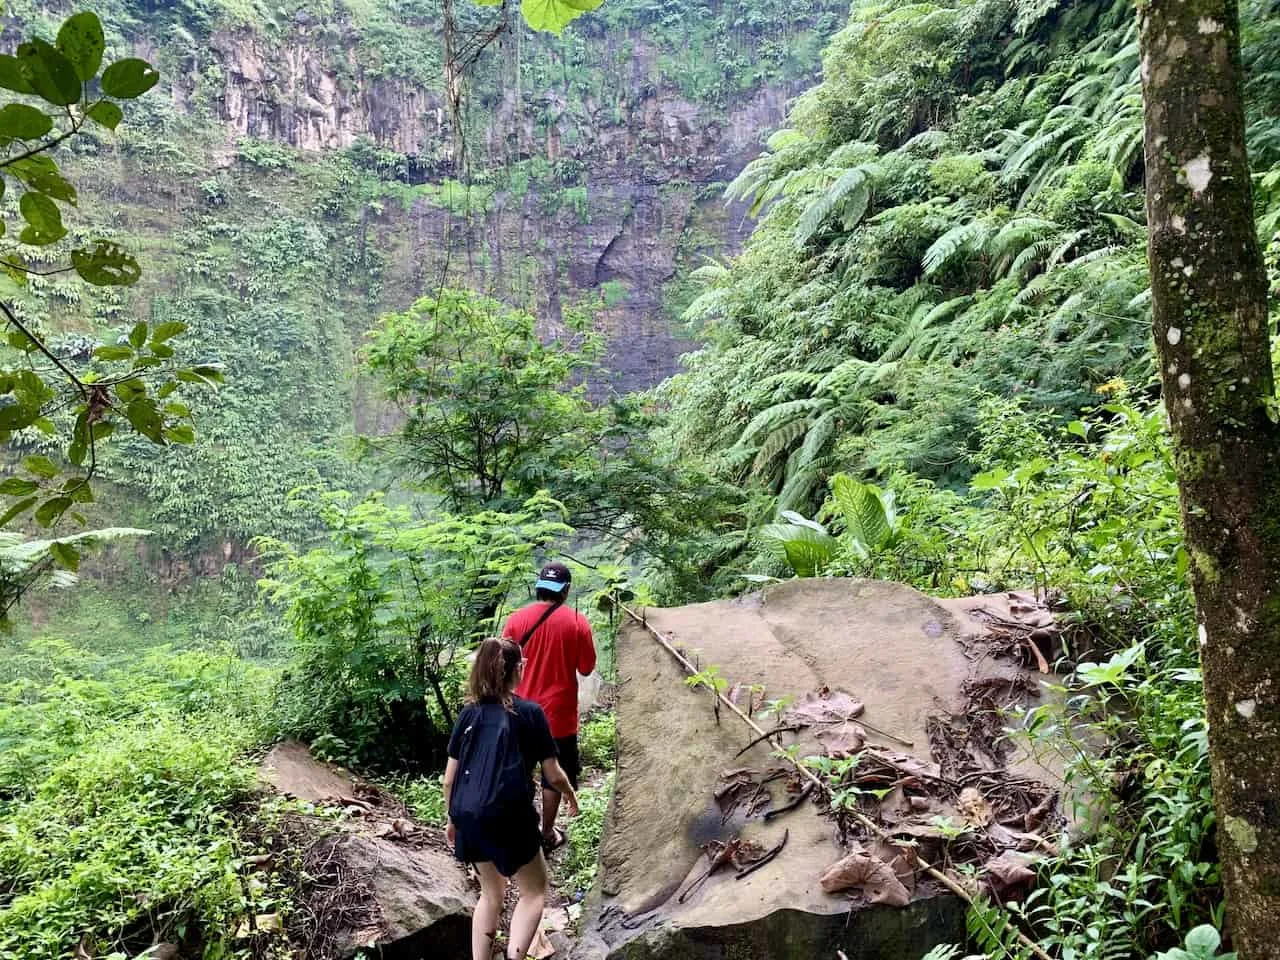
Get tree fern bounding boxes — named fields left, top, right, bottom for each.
left=923, top=219, right=993, bottom=276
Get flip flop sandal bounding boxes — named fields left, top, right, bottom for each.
left=541, top=826, right=567, bottom=855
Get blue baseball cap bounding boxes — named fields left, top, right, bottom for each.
left=535, top=561, right=571, bottom=592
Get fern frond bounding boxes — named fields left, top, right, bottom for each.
left=922, top=219, right=992, bottom=276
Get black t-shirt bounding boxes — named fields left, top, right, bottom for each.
left=448, top=696, right=558, bottom=799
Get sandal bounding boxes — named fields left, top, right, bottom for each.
left=541, top=826, right=567, bottom=855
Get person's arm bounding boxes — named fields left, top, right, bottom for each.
left=577, top=615, right=597, bottom=676
left=442, top=756, right=459, bottom=844
left=542, top=756, right=579, bottom=817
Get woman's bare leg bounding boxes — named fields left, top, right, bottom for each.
left=506, top=851, right=548, bottom=959
left=473, top=861, right=507, bottom=960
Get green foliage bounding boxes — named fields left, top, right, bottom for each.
left=389, top=773, right=448, bottom=825
left=0, top=13, right=219, bottom=616
left=559, top=772, right=613, bottom=895
left=663, top=0, right=1279, bottom=509
left=365, top=288, right=603, bottom=509
left=1153, top=926, right=1236, bottom=960
left=579, top=710, right=617, bottom=770
left=0, top=640, right=272, bottom=958
left=256, top=488, right=572, bottom=768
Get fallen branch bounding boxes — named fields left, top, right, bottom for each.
left=618, top=599, right=1054, bottom=960
left=734, top=723, right=803, bottom=758
left=763, top=782, right=813, bottom=821
left=736, top=829, right=788, bottom=880
left=676, top=837, right=741, bottom=904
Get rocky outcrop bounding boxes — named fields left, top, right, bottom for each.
left=577, top=580, right=1064, bottom=959
left=257, top=742, right=475, bottom=959
left=186, top=17, right=813, bottom=393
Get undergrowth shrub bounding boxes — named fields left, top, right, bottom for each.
left=578, top=712, right=618, bottom=771
left=560, top=773, right=613, bottom=897
left=0, top=642, right=272, bottom=959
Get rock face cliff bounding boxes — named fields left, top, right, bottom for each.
left=175, top=6, right=835, bottom=392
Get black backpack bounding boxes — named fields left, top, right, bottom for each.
left=449, top=703, right=529, bottom=828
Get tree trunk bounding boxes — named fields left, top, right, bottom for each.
left=1138, top=0, right=1280, bottom=952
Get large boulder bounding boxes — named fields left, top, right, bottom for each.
left=577, top=579, right=1059, bottom=960
left=258, top=742, right=475, bottom=959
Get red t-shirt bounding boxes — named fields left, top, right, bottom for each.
left=504, top=602, right=596, bottom=739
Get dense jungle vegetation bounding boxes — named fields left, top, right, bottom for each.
left=2, top=0, right=1279, bottom=956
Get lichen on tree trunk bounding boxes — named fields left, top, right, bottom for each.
left=1138, top=0, right=1280, bottom=952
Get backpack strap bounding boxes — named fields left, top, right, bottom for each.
left=518, top=600, right=562, bottom=648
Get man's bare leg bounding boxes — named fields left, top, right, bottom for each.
left=541, top=786, right=562, bottom=844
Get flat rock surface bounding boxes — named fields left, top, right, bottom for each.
left=259, top=740, right=359, bottom=804
left=581, top=579, right=1055, bottom=960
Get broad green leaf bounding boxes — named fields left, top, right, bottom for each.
left=17, top=39, right=82, bottom=106
left=830, top=474, right=894, bottom=552
left=114, top=378, right=146, bottom=402
left=22, top=454, right=58, bottom=478
left=0, top=477, right=39, bottom=495
left=93, top=344, right=134, bottom=361
left=758, top=521, right=837, bottom=577
left=150, top=343, right=174, bottom=359
left=100, top=58, right=159, bottom=98
left=128, top=322, right=147, bottom=349
left=63, top=477, right=93, bottom=502
left=164, top=423, right=195, bottom=444
left=6, top=330, right=37, bottom=352
left=48, top=540, right=80, bottom=571
left=0, top=54, right=33, bottom=94
left=520, top=0, right=603, bottom=34
left=0, top=402, right=38, bottom=431
left=71, top=242, right=142, bottom=286
left=0, top=103, right=53, bottom=140
left=0, top=495, right=37, bottom=526
left=150, top=321, right=187, bottom=343
left=18, top=192, right=66, bottom=245
left=84, top=100, right=122, bottom=130
left=34, top=495, right=72, bottom=527
left=56, top=12, right=105, bottom=82
left=192, top=364, right=226, bottom=381
left=126, top=398, right=164, bottom=443
left=7, top=155, right=77, bottom=203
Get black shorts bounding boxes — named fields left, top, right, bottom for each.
left=542, top=734, right=580, bottom=790
left=453, top=806, right=541, bottom=878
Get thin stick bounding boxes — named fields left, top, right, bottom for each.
left=734, top=723, right=803, bottom=758
left=618, top=600, right=1054, bottom=960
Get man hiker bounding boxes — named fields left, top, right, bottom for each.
left=502, top=561, right=596, bottom=854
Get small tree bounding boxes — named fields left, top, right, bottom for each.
left=364, top=288, right=603, bottom=509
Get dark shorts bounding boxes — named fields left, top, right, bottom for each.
left=542, top=734, right=580, bottom=790
left=453, top=806, right=541, bottom=878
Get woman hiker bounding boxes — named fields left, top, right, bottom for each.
left=444, top=637, right=580, bottom=960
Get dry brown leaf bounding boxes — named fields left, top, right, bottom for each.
left=819, top=852, right=911, bottom=906
left=74, top=935, right=93, bottom=960
left=783, top=691, right=865, bottom=727
left=958, top=786, right=993, bottom=826
left=815, top=722, right=866, bottom=758
left=981, top=850, right=1039, bottom=900
left=1023, top=794, right=1055, bottom=832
